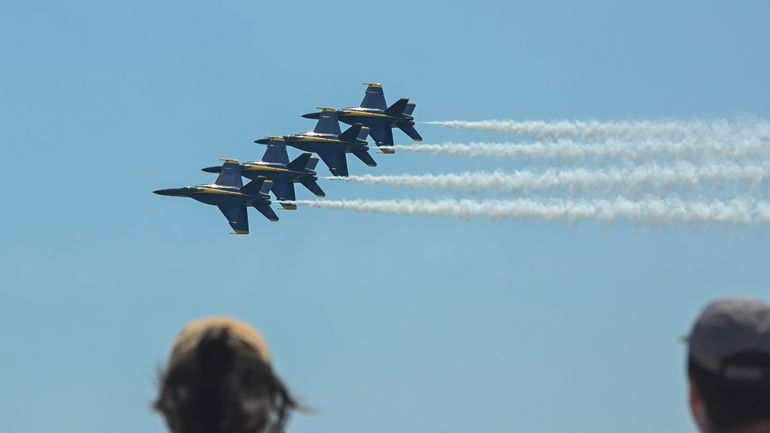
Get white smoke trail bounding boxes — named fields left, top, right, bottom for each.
left=291, top=198, right=770, bottom=226
left=325, top=163, right=770, bottom=194
left=393, top=140, right=770, bottom=163
left=423, top=119, right=770, bottom=142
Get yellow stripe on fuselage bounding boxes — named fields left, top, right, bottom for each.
left=342, top=111, right=399, bottom=120
left=198, top=187, right=243, bottom=196
left=294, top=137, right=343, bottom=144
left=242, top=165, right=292, bottom=173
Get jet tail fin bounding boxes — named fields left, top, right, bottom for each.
left=240, top=178, right=273, bottom=196
left=403, top=100, right=416, bottom=116
left=300, top=179, right=326, bottom=197
left=385, top=98, right=410, bottom=116
left=287, top=152, right=313, bottom=171
left=305, top=155, right=319, bottom=171
left=339, top=124, right=370, bottom=142
left=398, top=124, right=423, bottom=142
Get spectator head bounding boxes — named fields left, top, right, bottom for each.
left=155, top=317, right=298, bottom=433
left=686, top=298, right=770, bottom=433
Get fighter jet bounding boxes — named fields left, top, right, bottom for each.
left=202, top=143, right=325, bottom=211
left=154, top=160, right=278, bottom=234
left=302, top=83, right=421, bottom=153
left=255, top=108, right=375, bottom=177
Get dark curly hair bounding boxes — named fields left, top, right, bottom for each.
left=155, top=326, right=298, bottom=433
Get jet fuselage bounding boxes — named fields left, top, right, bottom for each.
left=270, top=133, right=370, bottom=154
left=205, top=161, right=317, bottom=182
left=153, top=185, right=271, bottom=208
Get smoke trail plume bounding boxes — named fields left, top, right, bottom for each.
left=393, top=140, right=770, bottom=163
left=423, top=119, right=770, bottom=142
left=290, top=198, right=770, bottom=226
left=325, top=163, right=770, bottom=194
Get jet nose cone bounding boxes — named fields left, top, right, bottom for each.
left=254, top=138, right=270, bottom=144
left=302, top=112, right=321, bottom=119
left=154, top=188, right=180, bottom=196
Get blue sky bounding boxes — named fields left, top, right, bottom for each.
left=1, top=1, right=770, bottom=433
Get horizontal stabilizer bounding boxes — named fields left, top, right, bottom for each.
left=300, top=179, right=325, bottom=197
left=385, top=98, right=409, bottom=116
left=352, top=149, right=377, bottom=167
left=255, top=204, right=279, bottom=222
left=339, top=124, right=370, bottom=142
left=399, top=124, right=423, bottom=142
left=287, top=152, right=313, bottom=171
left=262, top=143, right=289, bottom=165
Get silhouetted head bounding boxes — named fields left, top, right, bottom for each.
left=155, top=317, right=298, bottom=433
left=685, top=299, right=770, bottom=433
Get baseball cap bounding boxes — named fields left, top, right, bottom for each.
left=686, top=298, right=770, bottom=383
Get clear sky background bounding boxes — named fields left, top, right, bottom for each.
left=1, top=1, right=770, bottom=433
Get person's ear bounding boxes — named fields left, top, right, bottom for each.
left=689, top=380, right=709, bottom=433
left=689, top=380, right=700, bottom=407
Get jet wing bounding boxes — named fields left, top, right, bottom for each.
left=317, top=150, right=349, bottom=177
left=270, top=179, right=296, bottom=202
left=261, top=142, right=290, bottom=165
left=217, top=204, right=249, bottom=234
left=313, top=110, right=342, bottom=135
left=214, top=161, right=244, bottom=188
left=360, top=84, right=387, bottom=110
left=368, top=126, right=394, bottom=147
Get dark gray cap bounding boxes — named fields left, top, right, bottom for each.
left=687, top=298, right=770, bottom=382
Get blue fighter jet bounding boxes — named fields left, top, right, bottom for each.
left=302, top=83, right=421, bottom=153
left=154, top=160, right=278, bottom=234
left=202, top=143, right=325, bottom=210
left=255, top=108, right=375, bottom=177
